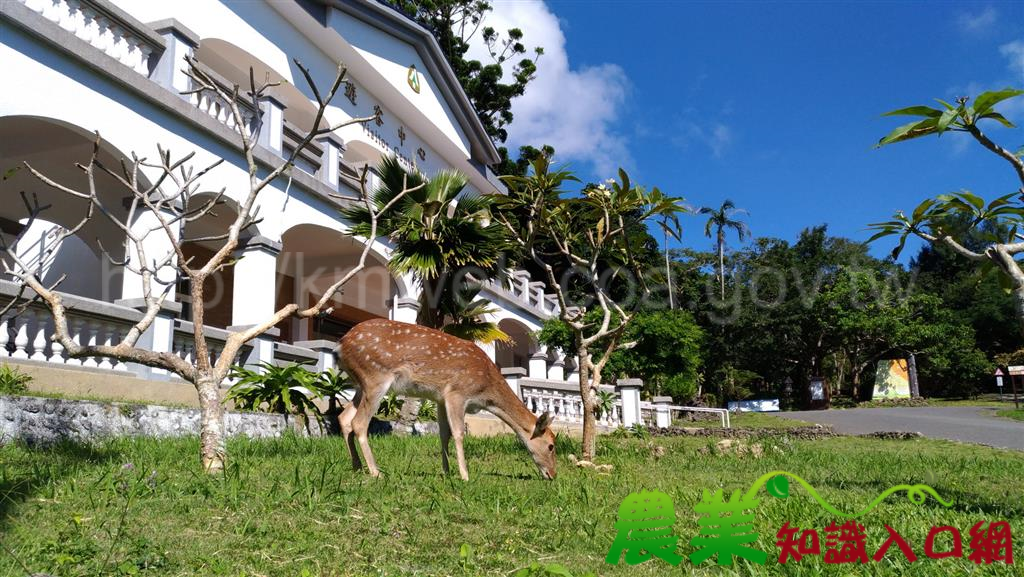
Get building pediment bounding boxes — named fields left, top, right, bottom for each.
left=307, top=0, right=499, bottom=169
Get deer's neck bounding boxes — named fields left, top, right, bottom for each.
left=482, top=377, right=538, bottom=439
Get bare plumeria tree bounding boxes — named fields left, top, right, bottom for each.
left=0, top=57, right=418, bottom=473
left=869, top=89, right=1024, bottom=334
left=498, top=159, right=685, bottom=459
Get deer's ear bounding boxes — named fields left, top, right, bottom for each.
left=532, top=411, right=553, bottom=439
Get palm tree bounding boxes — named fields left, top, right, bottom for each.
left=343, top=156, right=510, bottom=342
left=699, top=199, right=749, bottom=300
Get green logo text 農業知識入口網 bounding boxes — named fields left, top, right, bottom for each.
left=605, top=471, right=1012, bottom=567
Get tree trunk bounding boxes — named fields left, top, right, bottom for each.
left=907, top=353, right=920, bottom=399
left=664, top=228, right=675, bottom=310
left=717, top=229, right=725, bottom=301
left=851, top=369, right=860, bottom=401
left=1013, top=286, right=1024, bottom=338
left=196, top=375, right=227, bottom=473
left=577, top=341, right=597, bottom=461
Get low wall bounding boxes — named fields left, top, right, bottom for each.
left=0, top=395, right=576, bottom=446
left=0, top=395, right=311, bottom=445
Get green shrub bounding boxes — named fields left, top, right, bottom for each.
left=595, top=389, right=616, bottom=419
left=376, top=392, right=404, bottom=419
left=316, top=368, right=353, bottom=416
left=0, top=364, right=32, bottom=395
left=417, top=399, right=437, bottom=421
left=225, top=362, right=325, bottom=428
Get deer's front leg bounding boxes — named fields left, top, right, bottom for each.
left=444, top=399, right=470, bottom=481
left=438, top=400, right=451, bottom=475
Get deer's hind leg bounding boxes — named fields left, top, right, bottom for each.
left=443, top=396, right=470, bottom=481
left=437, top=400, right=451, bottom=474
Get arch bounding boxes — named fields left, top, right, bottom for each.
left=343, top=139, right=384, bottom=168
left=277, top=222, right=404, bottom=341
left=176, top=192, right=248, bottom=328
left=0, top=115, right=141, bottom=302
left=196, top=38, right=322, bottom=133
left=495, top=317, right=537, bottom=371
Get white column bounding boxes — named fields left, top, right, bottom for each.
left=566, top=357, right=580, bottom=384
left=230, top=235, right=282, bottom=368
left=30, top=309, right=48, bottom=361
left=120, top=207, right=178, bottom=302
left=616, top=378, right=643, bottom=428
left=529, top=346, right=548, bottom=379
left=231, top=236, right=282, bottom=327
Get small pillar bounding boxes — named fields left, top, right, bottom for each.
left=529, top=348, right=548, bottom=379
left=257, top=95, right=287, bottom=156
left=148, top=19, right=199, bottom=95
left=320, top=135, right=344, bottom=189
left=294, top=339, right=338, bottom=372
left=616, top=378, right=643, bottom=428
left=115, top=298, right=181, bottom=380
left=390, top=297, right=420, bottom=324
left=548, top=350, right=565, bottom=381
left=229, top=325, right=279, bottom=370
left=502, top=366, right=527, bottom=399
left=653, top=395, right=672, bottom=428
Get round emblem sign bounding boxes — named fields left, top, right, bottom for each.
left=407, top=64, right=421, bottom=94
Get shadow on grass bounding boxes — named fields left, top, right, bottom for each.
left=0, top=440, right=124, bottom=531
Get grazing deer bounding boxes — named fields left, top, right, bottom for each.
left=338, top=319, right=556, bottom=481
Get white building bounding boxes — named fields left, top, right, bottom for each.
left=0, top=0, right=637, bottom=425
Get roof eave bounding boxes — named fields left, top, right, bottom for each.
left=314, top=0, right=501, bottom=167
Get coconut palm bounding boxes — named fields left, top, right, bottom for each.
left=342, top=155, right=510, bottom=341
left=699, top=199, right=749, bottom=300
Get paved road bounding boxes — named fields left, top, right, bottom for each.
left=777, top=406, right=1024, bottom=450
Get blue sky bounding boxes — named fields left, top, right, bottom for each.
left=492, top=1, right=1024, bottom=260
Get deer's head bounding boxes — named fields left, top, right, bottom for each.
left=524, top=411, right=557, bottom=480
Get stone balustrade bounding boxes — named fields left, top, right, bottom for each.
left=0, top=281, right=143, bottom=372
left=504, top=371, right=634, bottom=429
left=19, top=0, right=164, bottom=76
left=186, top=62, right=259, bottom=136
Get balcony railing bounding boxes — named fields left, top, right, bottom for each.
left=19, top=0, right=164, bottom=76
left=0, top=280, right=142, bottom=372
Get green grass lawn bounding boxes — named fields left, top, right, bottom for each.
left=673, top=411, right=812, bottom=429
left=996, top=409, right=1024, bottom=422
left=1, top=433, right=1021, bottom=576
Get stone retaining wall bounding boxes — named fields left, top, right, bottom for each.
left=0, top=395, right=319, bottom=445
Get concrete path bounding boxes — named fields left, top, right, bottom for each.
left=776, top=406, right=1024, bottom=450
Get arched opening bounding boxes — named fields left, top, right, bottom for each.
left=195, top=39, right=321, bottom=133
left=277, top=224, right=398, bottom=342
left=495, top=318, right=536, bottom=372
left=175, top=194, right=246, bottom=328
left=0, top=116, right=134, bottom=302
left=195, top=39, right=327, bottom=175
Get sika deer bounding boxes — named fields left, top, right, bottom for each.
left=338, top=319, right=556, bottom=480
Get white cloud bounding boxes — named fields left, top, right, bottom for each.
left=957, top=6, right=998, bottom=34
left=672, top=119, right=733, bottom=159
left=1001, top=40, right=1024, bottom=82
left=467, top=1, right=631, bottom=177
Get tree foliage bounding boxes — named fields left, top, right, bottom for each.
left=869, top=88, right=1024, bottom=337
